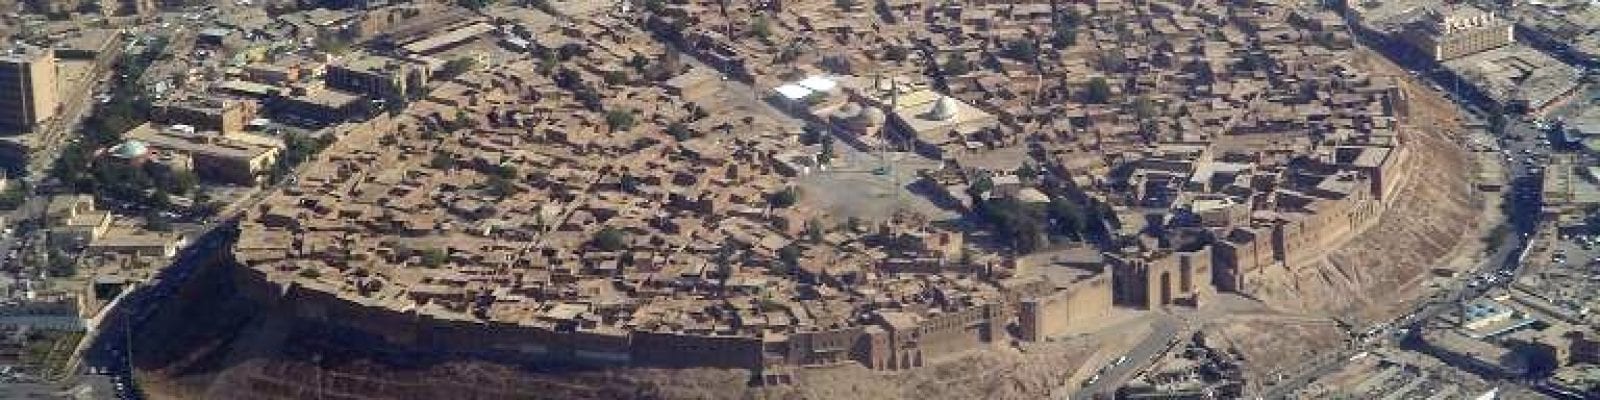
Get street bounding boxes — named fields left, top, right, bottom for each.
left=1070, top=317, right=1181, bottom=399
left=79, top=221, right=235, bottom=400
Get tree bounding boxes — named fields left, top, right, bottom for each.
left=1048, top=197, right=1089, bottom=240
left=1051, top=27, right=1079, bottom=49
left=524, top=0, right=554, bottom=13
left=667, top=122, right=692, bottom=141
left=429, top=152, right=456, bottom=170
left=884, top=45, right=909, bottom=62
left=627, top=54, right=650, bottom=73
left=485, top=175, right=518, bottom=198
left=144, top=210, right=172, bottom=232
left=449, top=109, right=475, bottom=131
left=149, top=189, right=172, bottom=210
left=593, top=227, right=628, bottom=251
left=537, top=50, right=559, bottom=76
left=1099, top=49, right=1128, bottom=71
left=573, top=87, right=603, bottom=111
left=281, top=132, right=331, bottom=167
left=438, top=57, right=478, bottom=80
left=0, top=185, right=26, bottom=210
left=606, top=109, right=637, bottom=132
left=314, top=31, right=352, bottom=55
left=776, top=45, right=802, bottom=64
left=619, top=173, right=642, bottom=193
left=1003, top=39, right=1038, bottom=62
left=801, top=91, right=829, bottom=105
left=1086, top=77, right=1113, bottom=104
left=642, top=0, right=665, bottom=13
left=967, top=174, right=995, bottom=200
left=602, top=70, right=629, bottom=85
left=768, top=186, right=800, bottom=208
left=1016, top=163, right=1038, bottom=183
left=801, top=124, right=823, bottom=144
left=777, top=243, right=803, bottom=269
left=171, top=169, right=199, bottom=195
left=457, top=0, right=494, bottom=10
left=942, top=52, right=971, bottom=75
left=420, top=248, right=448, bottom=268
left=1488, top=113, right=1508, bottom=135
left=1133, top=95, right=1159, bottom=120
left=805, top=218, right=825, bottom=243
left=195, top=200, right=224, bottom=219
left=818, top=134, right=836, bottom=165
left=46, top=249, right=75, bottom=278
left=554, top=67, right=584, bottom=89
left=1059, top=8, right=1084, bottom=26
left=978, top=198, right=1047, bottom=253
left=752, top=16, right=773, bottom=40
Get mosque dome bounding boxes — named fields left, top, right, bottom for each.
left=834, top=102, right=863, bottom=119
left=860, top=106, right=887, bottom=126
left=115, top=140, right=148, bottom=159
left=928, top=96, right=959, bottom=121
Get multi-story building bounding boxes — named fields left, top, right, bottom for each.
left=1402, top=4, right=1514, bottom=62
left=153, top=95, right=261, bottom=135
left=47, top=194, right=111, bottom=249
left=324, top=53, right=429, bottom=101
left=0, top=45, right=59, bottom=136
left=123, top=123, right=284, bottom=185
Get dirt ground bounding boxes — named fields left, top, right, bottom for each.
left=1240, top=49, right=1490, bottom=324
left=1165, top=49, right=1496, bottom=392
left=139, top=313, right=1120, bottom=400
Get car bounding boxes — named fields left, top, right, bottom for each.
left=1114, top=356, right=1129, bottom=365
left=1085, top=374, right=1101, bottom=385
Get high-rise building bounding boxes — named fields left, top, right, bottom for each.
left=0, top=45, right=60, bottom=136
left=1401, top=4, right=1514, bottom=62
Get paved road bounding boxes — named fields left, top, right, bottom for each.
left=79, top=222, right=234, bottom=400
left=0, top=377, right=114, bottom=399
left=1070, top=317, right=1181, bottom=399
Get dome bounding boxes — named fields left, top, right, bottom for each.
left=114, top=140, right=148, bottom=158
left=928, top=96, right=959, bottom=121
left=834, top=102, right=863, bottom=119
left=860, top=107, right=887, bottom=126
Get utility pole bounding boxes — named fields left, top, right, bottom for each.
left=123, top=310, right=136, bottom=399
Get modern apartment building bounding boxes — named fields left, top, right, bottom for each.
left=0, top=46, right=59, bottom=136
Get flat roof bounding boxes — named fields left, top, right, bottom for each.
left=123, top=123, right=281, bottom=160
left=401, top=22, right=494, bottom=54
left=295, top=88, right=363, bottom=108
left=214, top=80, right=278, bottom=96
left=797, top=76, right=837, bottom=92
left=88, top=229, right=181, bottom=249
left=0, top=44, right=53, bottom=63
left=774, top=84, right=811, bottom=100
